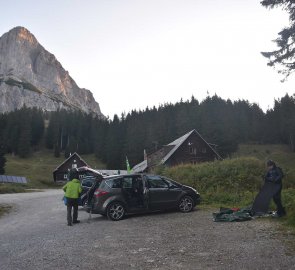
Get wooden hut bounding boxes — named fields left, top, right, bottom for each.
left=132, top=129, right=222, bottom=172
left=53, top=152, right=88, bottom=182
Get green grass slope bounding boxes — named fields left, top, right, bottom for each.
left=0, top=204, right=12, bottom=217
left=2, top=150, right=105, bottom=192
left=163, top=157, right=265, bottom=206
left=233, top=144, right=295, bottom=187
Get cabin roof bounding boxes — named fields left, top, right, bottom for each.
left=53, top=152, right=88, bottom=172
left=132, top=160, right=148, bottom=173
left=161, top=129, right=222, bottom=164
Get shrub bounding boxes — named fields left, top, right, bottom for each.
left=163, top=157, right=265, bottom=205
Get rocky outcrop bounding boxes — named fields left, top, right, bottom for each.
left=0, top=27, right=103, bottom=116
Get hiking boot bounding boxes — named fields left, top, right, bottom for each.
left=277, top=207, right=286, bottom=217
left=277, top=211, right=286, bottom=217
left=67, top=223, right=72, bottom=226
left=73, top=220, right=80, bottom=224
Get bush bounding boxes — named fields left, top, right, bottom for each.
left=282, top=189, right=295, bottom=226
left=163, top=157, right=265, bottom=205
left=0, top=204, right=12, bottom=217
left=0, top=183, right=27, bottom=194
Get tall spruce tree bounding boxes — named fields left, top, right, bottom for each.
left=54, top=143, right=61, bottom=158
left=31, top=108, right=44, bottom=147
left=268, top=94, right=295, bottom=151
left=46, top=111, right=60, bottom=150
left=0, top=145, right=6, bottom=174
left=105, top=115, right=123, bottom=169
left=261, top=0, right=295, bottom=79
left=18, top=110, right=32, bottom=158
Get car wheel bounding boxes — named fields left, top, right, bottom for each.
left=178, top=196, right=194, bottom=213
left=106, top=202, right=125, bottom=221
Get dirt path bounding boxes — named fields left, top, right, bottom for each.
left=0, top=190, right=294, bottom=270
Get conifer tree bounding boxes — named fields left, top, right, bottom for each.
left=18, top=110, right=32, bottom=158
left=0, top=145, right=6, bottom=175
left=54, top=143, right=61, bottom=158
left=261, top=0, right=295, bottom=79
left=31, top=108, right=44, bottom=146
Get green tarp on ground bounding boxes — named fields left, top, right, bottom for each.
left=213, top=207, right=253, bottom=222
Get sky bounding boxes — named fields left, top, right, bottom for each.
left=1, top=0, right=295, bottom=118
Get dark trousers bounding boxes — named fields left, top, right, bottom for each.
left=273, top=185, right=286, bottom=216
left=66, top=198, right=78, bottom=224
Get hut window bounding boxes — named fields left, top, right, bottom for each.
left=72, top=164, right=77, bottom=169
left=189, top=147, right=196, bottom=155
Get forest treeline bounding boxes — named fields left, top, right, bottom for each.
left=0, top=94, right=295, bottom=169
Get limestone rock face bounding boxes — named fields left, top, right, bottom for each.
left=0, top=26, right=103, bottom=116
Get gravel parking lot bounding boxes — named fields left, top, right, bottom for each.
left=0, top=190, right=294, bottom=270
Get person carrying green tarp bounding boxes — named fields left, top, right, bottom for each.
left=213, top=160, right=286, bottom=222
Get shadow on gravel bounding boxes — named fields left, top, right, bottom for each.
left=86, top=215, right=107, bottom=222
left=84, top=207, right=201, bottom=223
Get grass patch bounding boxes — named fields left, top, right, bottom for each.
left=282, top=189, right=295, bottom=227
left=0, top=183, right=27, bottom=194
left=233, top=144, right=295, bottom=188
left=0, top=204, right=12, bottom=217
left=163, top=157, right=264, bottom=206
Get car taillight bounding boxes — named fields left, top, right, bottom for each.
left=94, top=189, right=108, bottom=198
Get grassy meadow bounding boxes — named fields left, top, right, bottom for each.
left=1, top=150, right=105, bottom=193
left=0, top=204, right=12, bottom=218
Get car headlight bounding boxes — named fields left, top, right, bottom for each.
left=191, top=188, right=199, bottom=194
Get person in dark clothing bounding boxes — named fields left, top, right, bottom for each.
left=63, top=168, right=82, bottom=226
left=133, top=177, right=144, bottom=207
left=265, top=160, right=286, bottom=217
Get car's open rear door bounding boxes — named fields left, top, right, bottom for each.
left=142, top=176, right=149, bottom=209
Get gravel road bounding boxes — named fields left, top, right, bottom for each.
left=0, top=190, right=294, bottom=270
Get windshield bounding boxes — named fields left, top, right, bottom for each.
left=161, top=176, right=182, bottom=188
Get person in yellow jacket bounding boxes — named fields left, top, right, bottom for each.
left=63, top=168, right=82, bottom=226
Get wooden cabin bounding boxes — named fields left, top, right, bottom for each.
left=53, top=152, right=88, bottom=182
left=132, top=129, right=222, bottom=172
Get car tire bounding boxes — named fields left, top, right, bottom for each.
left=178, top=196, right=194, bottom=213
left=106, top=202, right=125, bottom=221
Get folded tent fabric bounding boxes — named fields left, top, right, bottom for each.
left=251, top=182, right=281, bottom=215
left=213, top=207, right=253, bottom=222
left=213, top=180, right=283, bottom=222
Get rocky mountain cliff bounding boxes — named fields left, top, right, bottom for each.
left=0, top=27, right=103, bottom=116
